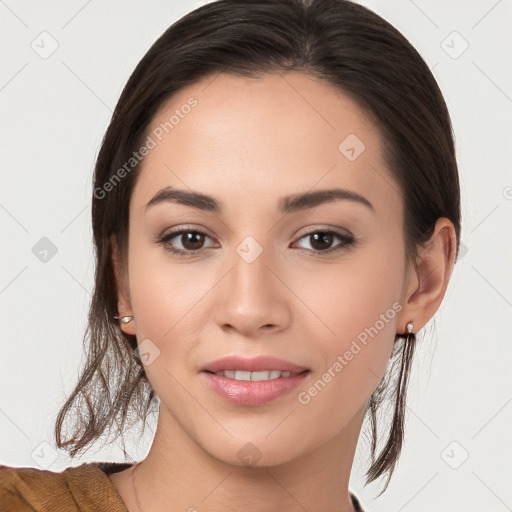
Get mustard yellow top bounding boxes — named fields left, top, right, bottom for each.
left=0, top=461, right=132, bottom=511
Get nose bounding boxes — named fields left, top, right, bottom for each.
left=212, top=243, right=291, bottom=337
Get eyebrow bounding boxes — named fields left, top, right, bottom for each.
left=144, top=186, right=374, bottom=214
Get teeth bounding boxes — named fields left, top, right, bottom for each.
left=235, top=370, right=251, bottom=381
left=213, top=370, right=298, bottom=381
left=251, top=371, right=272, bottom=381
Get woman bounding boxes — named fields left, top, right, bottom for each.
left=0, top=0, right=460, bottom=510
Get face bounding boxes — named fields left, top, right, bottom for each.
left=116, top=71, right=414, bottom=467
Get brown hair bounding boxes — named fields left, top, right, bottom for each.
left=55, top=0, right=461, bottom=493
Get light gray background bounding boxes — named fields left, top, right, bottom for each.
left=1, top=1, right=511, bottom=511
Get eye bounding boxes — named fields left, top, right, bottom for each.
left=292, top=229, right=355, bottom=255
left=156, top=227, right=216, bottom=256
left=156, top=226, right=355, bottom=257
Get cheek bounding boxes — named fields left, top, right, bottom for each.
left=126, top=235, right=214, bottom=349
left=295, top=293, right=400, bottom=440
left=293, top=246, right=403, bottom=400
left=295, top=244, right=402, bottom=336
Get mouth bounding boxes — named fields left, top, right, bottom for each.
left=205, top=369, right=305, bottom=381
left=202, top=354, right=308, bottom=374
left=201, top=355, right=310, bottom=406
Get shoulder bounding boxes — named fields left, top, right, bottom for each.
left=0, top=464, right=72, bottom=511
left=0, top=462, right=131, bottom=512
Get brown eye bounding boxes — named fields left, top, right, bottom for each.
left=157, top=228, right=215, bottom=256
left=179, top=231, right=205, bottom=251
left=308, top=232, right=335, bottom=251
left=294, top=229, right=355, bottom=255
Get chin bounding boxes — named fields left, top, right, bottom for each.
left=201, top=434, right=303, bottom=470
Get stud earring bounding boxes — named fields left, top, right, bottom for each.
left=114, top=315, right=133, bottom=324
left=406, top=321, right=414, bottom=334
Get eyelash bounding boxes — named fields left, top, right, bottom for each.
left=156, top=226, right=355, bottom=258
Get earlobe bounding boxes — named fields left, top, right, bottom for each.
left=111, top=235, right=136, bottom=336
left=398, top=218, right=457, bottom=333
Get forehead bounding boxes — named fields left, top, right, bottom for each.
left=131, top=72, right=402, bottom=219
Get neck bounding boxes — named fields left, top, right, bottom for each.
left=127, top=405, right=364, bottom=512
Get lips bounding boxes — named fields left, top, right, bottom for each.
left=201, top=355, right=310, bottom=406
left=202, top=371, right=309, bottom=406
left=202, top=355, right=308, bottom=374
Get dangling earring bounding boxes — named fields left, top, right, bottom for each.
left=114, top=315, right=133, bottom=324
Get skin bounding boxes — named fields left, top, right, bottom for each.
left=109, top=71, right=457, bottom=511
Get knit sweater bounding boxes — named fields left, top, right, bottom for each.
left=0, top=462, right=366, bottom=511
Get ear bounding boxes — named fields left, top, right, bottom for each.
left=111, top=235, right=136, bottom=336
left=397, top=217, right=458, bottom=334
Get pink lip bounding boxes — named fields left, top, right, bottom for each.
left=201, top=355, right=310, bottom=406
left=202, top=355, right=308, bottom=373
left=202, top=371, right=309, bottom=406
